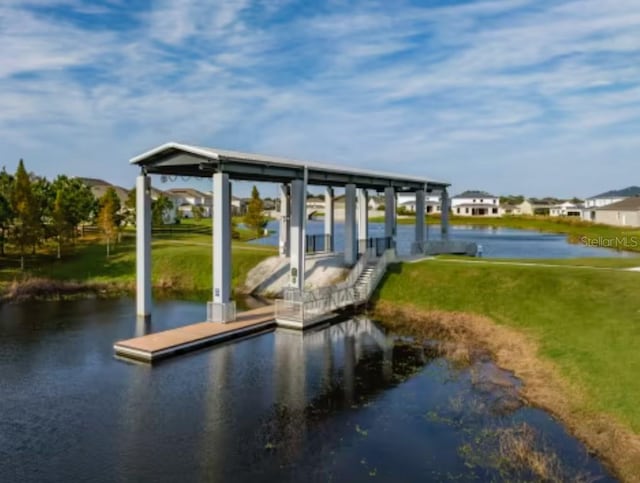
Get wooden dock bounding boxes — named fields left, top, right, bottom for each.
left=114, top=305, right=276, bottom=362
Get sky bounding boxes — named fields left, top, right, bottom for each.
left=1, top=0, right=639, bottom=198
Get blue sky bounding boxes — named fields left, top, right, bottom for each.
left=1, top=0, right=639, bottom=198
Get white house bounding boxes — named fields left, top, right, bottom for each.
left=583, top=186, right=640, bottom=221
left=451, top=190, right=500, bottom=216
left=396, top=193, right=442, bottom=214
left=166, top=188, right=212, bottom=218
left=549, top=201, right=583, bottom=217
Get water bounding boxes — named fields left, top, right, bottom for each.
left=251, top=220, right=635, bottom=258
left=0, top=299, right=615, bottom=481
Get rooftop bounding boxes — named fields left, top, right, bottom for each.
left=588, top=186, right=640, bottom=199
left=596, top=196, right=640, bottom=211
left=130, top=142, right=449, bottom=192
left=452, top=190, right=497, bottom=199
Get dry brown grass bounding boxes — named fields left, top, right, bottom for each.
left=0, top=277, right=126, bottom=302
left=374, top=301, right=640, bottom=482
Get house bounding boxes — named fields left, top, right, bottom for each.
left=583, top=186, right=640, bottom=221
left=166, top=188, right=212, bottom=218
left=592, top=196, right=640, bottom=227
left=231, top=196, right=247, bottom=216
left=549, top=201, right=583, bottom=217
left=396, top=193, right=442, bottom=214
left=451, top=190, right=499, bottom=216
left=306, top=196, right=325, bottom=212
left=77, top=177, right=129, bottom=205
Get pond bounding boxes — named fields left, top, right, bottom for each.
left=0, top=299, right=616, bottom=482
left=250, top=220, right=635, bottom=259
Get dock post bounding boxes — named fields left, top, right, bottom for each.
left=136, top=173, right=152, bottom=319
left=357, top=188, right=368, bottom=255
left=441, top=188, right=450, bottom=240
left=384, top=187, right=396, bottom=253
left=324, top=186, right=334, bottom=252
left=279, top=184, right=290, bottom=257
left=412, top=189, right=426, bottom=254
left=344, top=184, right=357, bottom=265
left=289, top=177, right=306, bottom=292
left=208, top=172, right=236, bottom=322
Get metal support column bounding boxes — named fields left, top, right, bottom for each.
left=279, top=184, right=290, bottom=257
left=344, top=184, right=357, bottom=266
left=289, top=177, right=306, bottom=291
left=208, top=172, right=236, bottom=322
left=412, top=189, right=426, bottom=255
left=324, top=186, right=334, bottom=252
left=136, top=173, right=151, bottom=319
left=384, top=187, right=396, bottom=253
left=441, top=188, right=450, bottom=240
left=357, top=188, right=368, bottom=254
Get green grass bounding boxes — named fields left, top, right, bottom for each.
left=435, top=255, right=640, bottom=269
left=377, top=259, right=640, bottom=432
left=0, top=233, right=276, bottom=296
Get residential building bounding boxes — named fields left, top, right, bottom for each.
left=77, top=177, right=129, bottom=205
left=593, top=197, right=640, bottom=227
left=549, top=201, right=583, bottom=217
left=583, top=186, right=640, bottom=221
left=231, top=196, right=247, bottom=216
left=451, top=190, right=499, bottom=216
left=396, top=193, right=442, bottom=214
left=166, top=188, right=212, bottom=218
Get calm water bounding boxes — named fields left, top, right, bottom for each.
left=251, top=220, right=635, bottom=258
left=0, top=299, right=615, bottom=482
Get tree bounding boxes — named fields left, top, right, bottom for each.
left=98, top=187, right=119, bottom=257
left=51, top=176, right=96, bottom=240
left=243, top=185, right=268, bottom=236
left=152, top=194, right=174, bottom=225
left=124, top=186, right=136, bottom=226
left=10, top=159, right=39, bottom=263
left=0, top=194, right=11, bottom=256
left=192, top=204, right=205, bottom=221
left=52, top=189, right=69, bottom=259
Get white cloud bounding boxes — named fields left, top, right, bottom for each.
left=0, top=0, right=639, bottom=197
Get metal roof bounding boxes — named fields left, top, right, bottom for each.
left=130, top=142, right=449, bottom=192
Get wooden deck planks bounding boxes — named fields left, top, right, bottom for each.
left=114, top=305, right=276, bottom=362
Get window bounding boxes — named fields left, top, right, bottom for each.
left=456, top=208, right=460, bottom=214
left=492, top=208, right=498, bottom=214
left=465, top=208, right=469, bottom=214
left=473, top=199, right=476, bottom=203
left=480, top=199, right=484, bottom=203
left=493, top=199, right=497, bottom=204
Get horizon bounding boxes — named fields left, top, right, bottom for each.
left=2, top=0, right=639, bottom=198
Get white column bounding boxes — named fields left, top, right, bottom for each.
left=412, top=189, right=425, bottom=254
left=344, top=184, right=357, bottom=265
left=324, top=186, right=334, bottom=252
left=136, top=174, right=152, bottom=318
left=357, top=188, right=368, bottom=255
left=279, top=184, right=290, bottom=257
left=384, top=187, right=396, bottom=249
left=441, top=188, right=450, bottom=240
left=289, top=178, right=306, bottom=291
left=209, top=172, right=235, bottom=322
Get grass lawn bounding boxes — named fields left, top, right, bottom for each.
left=0, top=232, right=276, bottom=296
left=376, top=258, right=640, bottom=433
left=435, top=255, right=640, bottom=269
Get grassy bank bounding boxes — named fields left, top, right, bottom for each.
left=0, top=232, right=276, bottom=301
left=369, top=214, right=640, bottom=253
left=374, top=258, right=640, bottom=480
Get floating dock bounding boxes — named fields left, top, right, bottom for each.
left=114, top=305, right=276, bottom=362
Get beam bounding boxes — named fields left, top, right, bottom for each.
left=136, top=174, right=152, bottom=318
left=344, top=184, right=357, bottom=265
left=441, top=188, right=450, bottom=240
left=357, top=188, right=368, bottom=254
left=324, top=186, right=334, bottom=252
left=412, top=189, right=425, bottom=255
left=279, top=184, right=290, bottom=257
left=209, top=172, right=236, bottom=322
left=289, top=178, right=306, bottom=291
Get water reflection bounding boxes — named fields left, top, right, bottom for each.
left=0, top=299, right=616, bottom=482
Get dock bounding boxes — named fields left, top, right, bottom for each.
left=114, top=305, right=276, bottom=362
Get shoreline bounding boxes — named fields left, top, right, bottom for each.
left=373, top=301, right=640, bottom=482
